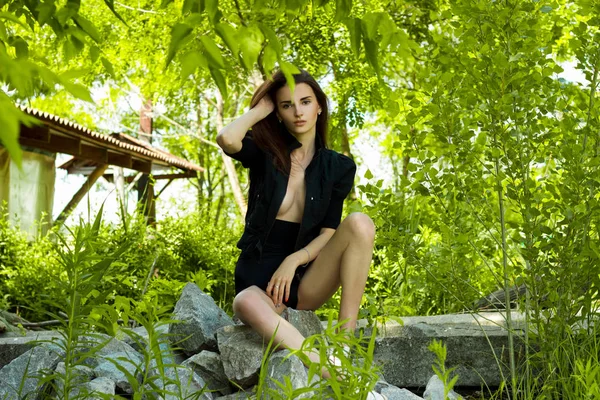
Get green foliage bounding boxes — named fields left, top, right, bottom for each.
left=428, top=339, right=460, bottom=400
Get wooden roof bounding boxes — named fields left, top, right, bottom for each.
left=18, top=106, right=203, bottom=174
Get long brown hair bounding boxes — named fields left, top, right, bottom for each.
left=249, top=69, right=329, bottom=174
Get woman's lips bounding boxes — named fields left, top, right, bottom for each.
left=294, top=121, right=306, bottom=126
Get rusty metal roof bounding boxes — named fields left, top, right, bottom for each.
left=20, top=105, right=204, bottom=172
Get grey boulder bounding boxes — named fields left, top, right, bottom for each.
left=423, top=375, right=462, bottom=400
left=266, top=350, right=317, bottom=399
left=93, top=350, right=143, bottom=394
left=183, top=350, right=233, bottom=395
left=217, top=325, right=267, bottom=388
left=281, top=309, right=323, bottom=338
left=169, top=283, right=234, bottom=354
left=0, top=343, right=65, bottom=399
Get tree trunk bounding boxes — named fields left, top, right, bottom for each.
left=215, top=90, right=247, bottom=217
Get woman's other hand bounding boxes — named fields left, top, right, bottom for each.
left=254, top=96, right=275, bottom=120
left=266, top=256, right=299, bottom=306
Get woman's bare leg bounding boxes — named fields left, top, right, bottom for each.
left=296, top=212, right=376, bottom=331
left=232, top=286, right=324, bottom=366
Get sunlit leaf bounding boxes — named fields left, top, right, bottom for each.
left=166, top=23, right=193, bottom=68
left=73, top=14, right=100, bottom=43
left=215, top=22, right=238, bottom=56
left=200, top=36, right=225, bottom=68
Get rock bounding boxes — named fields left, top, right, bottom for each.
left=423, top=375, right=462, bottom=400
left=380, top=385, right=424, bottom=400
left=217, top=325, right=267, bottom=388
left=169, top=283, right=234, bottom=354
left=266, top=350, right=316, bottom=399
left=73, top=376, right=116, bottom=398
left=183, top=350, right=233, bottom=395
left=0, top=330, right=62, bottom=369
left=54, top=361, right=96, bottom=397
left=215, top=392, right=254, bottom=399
left=145, top=364, right=213, bottom=400
left=281, top=309, right=323, bottom=338
left=118, top=323, right=170, bottom=352
left=93, top=350, right=143, bottom=394
left=372, top=312, right=525, bottom=387
left=0, top=343, right=65, bottom=399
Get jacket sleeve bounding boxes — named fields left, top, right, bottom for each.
left=222, top=131, right=264, bottom=169
left=321, top=154, right=357, bottom=229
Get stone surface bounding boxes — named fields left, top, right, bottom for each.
left=118, top=323, right=170, bottom=352
left=183, top=350, right=233, bottom=395
left=0, top=343, right=65, bottom=399
left=74, top=376, right=116, bottom=398
left=371, top=312, right=525, bottom=387
left=54, top=361, right=96, bottom=397
left=266, top=350, right=315, bottom=398
left=169, top=283, right=234, bottom=354
left=93, top=350, right=143, bottom=394
left=217, top=325, right=267, bottom=388
left=381, top=386, right=424, bottom=400
left=281, top=309, right=323, bottom=338
left=423, top=375, right=462, bottom=400
left=0, top=330, right=62, bottom=368
left=215, top=392, right=254, bottom=400
left=145, top=364, right=213, bottom=400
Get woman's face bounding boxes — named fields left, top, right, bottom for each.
left=275, top=82, right=322, bottom=137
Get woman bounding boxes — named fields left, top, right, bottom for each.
left=216, top=69, right=377, bottom=385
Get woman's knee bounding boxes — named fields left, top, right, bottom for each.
left=232, top=286, right=264, bottom=318
left=343, top=212, right=376, bottom=243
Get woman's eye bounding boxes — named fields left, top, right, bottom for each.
left=303, top=100, right=311, bottom=105
left=282, top=104, right=290, bottom=109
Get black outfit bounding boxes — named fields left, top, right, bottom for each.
left=224, top=127, right=356, bottom=308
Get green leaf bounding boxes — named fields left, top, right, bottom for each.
left=0, top=97, right=24, bottom=167
left=237, top=26, right=264, bottom=71
left=102, top=0, right=127, bottom=24
left=280, top=61, right=300, bottom=94
left=364, top=169, right=373, bottom=179
left=344, top=17, right=361, bottom=57
left=363, top=36, right=379, bottom=74
left=62, top=81, right=94, bottom=102
left=160, top=0, right=175, bottom=7
left=205, top=0, right=220, bottom=24
left=335, top=0, right=352, bottom=21
left=261, top=44, right=278, bottom=75
left=166, top=23, right=193, bottom=68
left=9, top=36, right=29, bottom=59
left=101, top=57, right=114, bottom=77
left=215, top=23, right=238, bottom=56
left=259, top=24, right=282, bottom=55
left=210, top=67, right=227, bottom=98
left=182, top=0, right=200, bottom=13
left=89, top=45, right=100, bottom=63
left=180, top=51, right=207, bottom=78
left=540, top=5, right=552, bottom=13
left=200, top=36, right=224, bottom=68
left=73, top=14, right=101, bottom=43
left=0, top=12, right=28, bottom=29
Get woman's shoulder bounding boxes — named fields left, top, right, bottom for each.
left=321, top=148, right=356, bottom=169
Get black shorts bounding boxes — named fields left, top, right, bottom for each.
left=235, top=219, right=309, bottom=309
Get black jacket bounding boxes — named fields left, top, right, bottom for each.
left=224, top=128, right=356, bottom=261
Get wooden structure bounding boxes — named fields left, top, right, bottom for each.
left=15, top=106, right=203, bottom=226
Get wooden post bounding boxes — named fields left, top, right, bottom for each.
left=55, top=164, right=108, bottom=225
left=138, top=99, right=155, bottom=224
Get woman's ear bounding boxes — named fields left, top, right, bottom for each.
left=276, top=112, right=282, bottom=122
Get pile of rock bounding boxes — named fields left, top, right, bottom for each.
left=0, top=283, right=460, bottom=399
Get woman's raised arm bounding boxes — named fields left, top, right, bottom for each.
left=216, top=97, right=274, bottom=153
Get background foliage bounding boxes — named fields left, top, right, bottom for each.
left=2, top=0, right=600, bottom=398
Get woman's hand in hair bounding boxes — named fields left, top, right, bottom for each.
left=254, top=96, right=275, bottom=120
left=266, top=256, right=299, bottom=306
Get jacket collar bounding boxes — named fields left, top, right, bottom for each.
left=281, top=125, right=325, bottom=155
